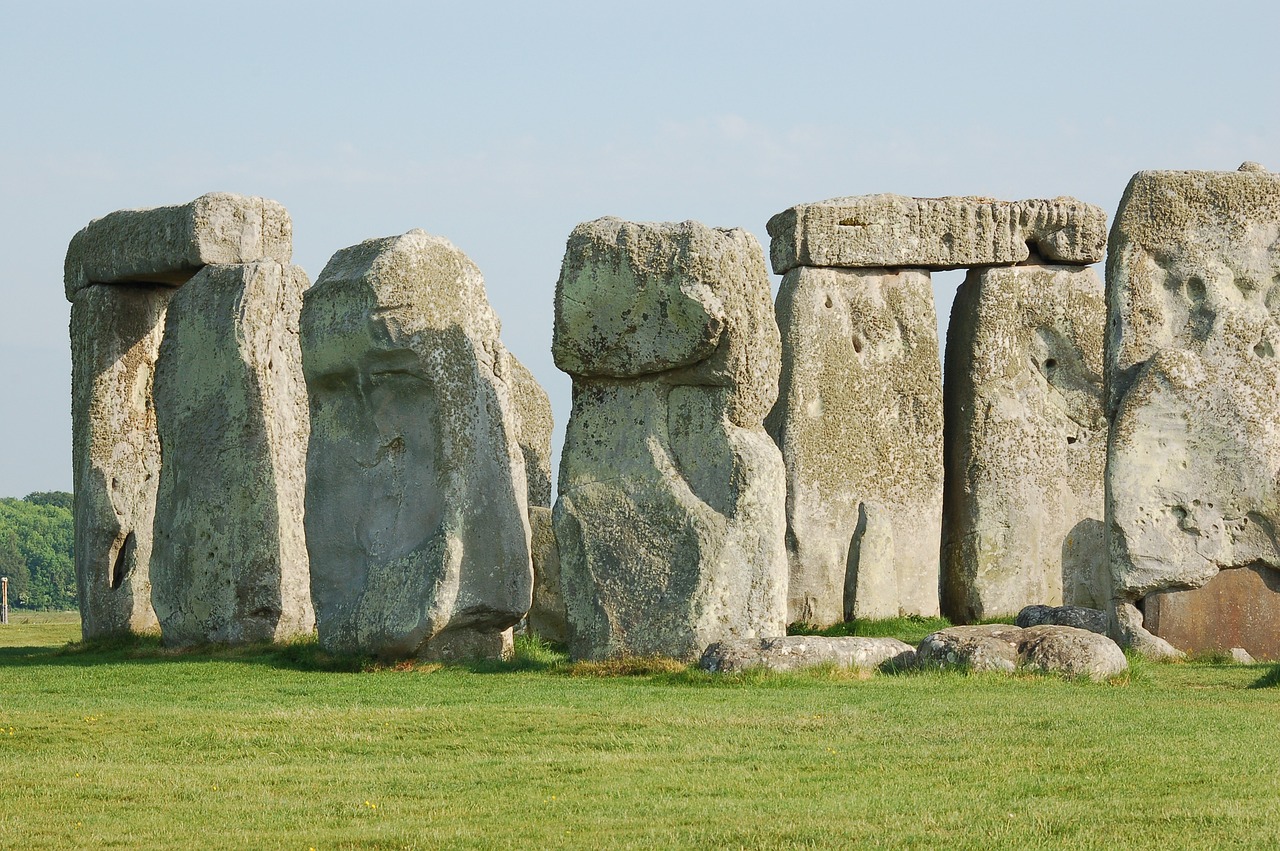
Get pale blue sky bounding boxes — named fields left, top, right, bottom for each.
left=2, top=0, right=1278, bottom=496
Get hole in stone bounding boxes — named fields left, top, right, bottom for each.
left=824, top=295, right=833, bottom=309
left=110, top=531, right=135, bottom=590
left=1044, top=357, right=1058, bottom=371
left=1256, top=340, right=1274, bottom=358
left=1066, top=435, right=1078, bottom=445
left=1187, top=276, right=1207, bottom=302
left=851, top=335, right=864, bottom=354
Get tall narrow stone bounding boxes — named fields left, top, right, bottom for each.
left=70, top=285, right=171, bottom=638
left=301, top=230, right=532, bottom=660
left=766, top=266, right=944, bottom=626
left=150, top=261, right=313, bottom=645
left=1106, top=164, right=1280, bottom=657
left=553, top=217, right=787, bottom=661
left=942, top=263, right=1108, bottom=622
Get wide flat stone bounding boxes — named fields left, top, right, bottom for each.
left=699, top=635, right=916, bottom=673
left=1144, top=564, right=1280, bottom=661
left=64, top=192, right=292, bottom=299
left=767, top=194, right=1107, bottom=275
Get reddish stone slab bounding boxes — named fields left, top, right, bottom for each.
left=1144, top=564, right=1280, bottom=661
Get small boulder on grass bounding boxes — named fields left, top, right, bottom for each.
left=916, top=624, right=1127, bottom=681
left=699, top=636, right=916, bottom=674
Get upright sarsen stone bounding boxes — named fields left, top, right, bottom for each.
left=1106, top=164, right=1280, bottom=657
left=301, top=230, right=532, bottom=660
left=766, top=266, right=944, bottom=626
left=150, top=261, right=313, bottom=646
left=70, top=284, right=171, bottom=638
left=553, top=218, right=787, bottom=661
left=942, top=263, right=1108, bottom=622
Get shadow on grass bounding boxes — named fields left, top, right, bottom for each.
left=1248, top=664, right=1280, bottom=689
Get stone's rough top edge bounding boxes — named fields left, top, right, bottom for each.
left=311, top=228, right=467, bottom=290
left=64, top=191, right=292, bottom=301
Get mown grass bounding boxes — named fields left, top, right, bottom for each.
left=1, top=615, right=1279, bottom=849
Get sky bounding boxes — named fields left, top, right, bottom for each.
left=2, top=0, right=1278, bottom=497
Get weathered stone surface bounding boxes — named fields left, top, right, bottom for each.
left=302, top=230, right=532, bottom=659
left=1144, top=564, right=1280, bottom=661
left=149, top=262, right=312, bottom=646
left=553, top=217, right=787, bottom=661
left=699, top=635, right=916, bottom=673
left=917, top=623, right=1127, bottom=679
left=1106, top=165, right=1280, bottom=655
left=1016, top=604, right=1107, bottom=635
left=915, top=624, right=1023, bottom=673
left=509, top=355, right=554, bottom=509
left=1229, top=647, right=1257, bottom=664
left=1016, top=625, right=1128, bottom=681
left=766, top=266, right=943, bottom=626
left=526, top=506, right=567, bottom=644
left=70, top=284, right=171, bottom=638
left=942, top=263, right=1108, bottom=621
left=767, top=195, right=1107, bottom=275
left=64, top=193, right=291, bottom=299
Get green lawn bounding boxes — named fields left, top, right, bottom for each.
left=1, top=614, right=1278, bottom=850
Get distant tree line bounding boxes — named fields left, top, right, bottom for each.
left=0, top=492, right=76, bottom=610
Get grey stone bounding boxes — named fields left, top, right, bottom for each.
left=149, top=262, right=313, bottom=646
left=526, top=506, right=567, bottom=645
left=1016, top=625, right=1128, bottom=681
left=766, top=266, right=943, bottom=627
left=699, top=635, right=916, bottom=673
left=915, top=624, right=1023, bottom=673
left=1229, top=647, right=1257, bottom=664
left=553, top=217, right=787, bottom=661
left=302, top=230, right=532, bottom=660
left=69, top=284, right=171, bottom=638
left=767, top=195, right=1108, bottom=275
left=1016, top=604, right=1107, bottom=634
left=1106, top=166, right=1280, bottom=656
left=917, top=623, right=1127, bottom=680
left=942, top=263, right=1108, bottom=621
left=509, top=355, right=554, bottom=509
left=64, top=192, right=291, bottom=299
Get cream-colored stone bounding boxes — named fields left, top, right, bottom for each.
left=70, top=284, right=171, bottom=638
left=509, top=355, right=554, bottom=509
left=941, top=263, right=1108, bottom=622
left=526, top=506, right=566, bottom=644
left=767, top=266, right=943, bottom=627
left=302, top=230, right=532, bottom=659
left=767, top=195, right=1107, bottom=275
left=699, top=635, right=916, bottom=673
left=64, top=193, right=291, bottom=299
left=1106, top=165, right=1280, bottom=655
left=553, top=218, right=787, bottom=661
left=150, top=262, right=313, bottom=646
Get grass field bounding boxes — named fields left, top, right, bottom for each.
left=2, top=613, right=1279, bottom=849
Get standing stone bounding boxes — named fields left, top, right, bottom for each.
left=553, top=217, right=787, bottom=661
left=301, top=230, right=532, bottom=660
left=150, top=261, right=313, bottom=646
left=766, top=266, right=943, bottom=626
left=942, top=263, right=1108, bottom=622
left=1106, top=165, right=1280, bottom=657
left=70, top=284, right=171, bottom=638
left=65, top=192, right=298, bottom=639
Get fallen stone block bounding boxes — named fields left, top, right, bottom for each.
left=916, top=624, right=1127, bottom=680
left=1016, top=604, right=1107, bottom=635
left=699, top=635, right=916, bottom=673
left=767, top=194, right=1107, bottom=275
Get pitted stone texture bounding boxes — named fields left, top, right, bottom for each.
left=767, top=195, right=1107, bottom=275
left=1016, top=604, right=1107, bottom=635
left=1016, top=625, right=1128, bottom=681
left=942, top=263, right=1108, bottom=622
left=527, top=506, right=567, bottom=645
left=70, top=284, right=172, bottom=638
left=917, top=624, right=1127, bottom=680
left=509, top=355, right=554, bottom=509
left=150, top=262, right=312, bottom=646
left=553, top=218, right=787, bottom=661
left=302, top=230, right=532, bottom=660
left=766, top=266, right=943, bottom=627
left=915, top=624, right=1023, bottom=673
left=1106, top=166, right=1280, bottom=655
left=64, top=193, right=291, bottom=299
left=699, top=635, right=916, bottom=673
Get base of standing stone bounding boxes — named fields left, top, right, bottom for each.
left=1143, top=565, right=1280, bottom=661
left=420, top=627, right=515, bottom=662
